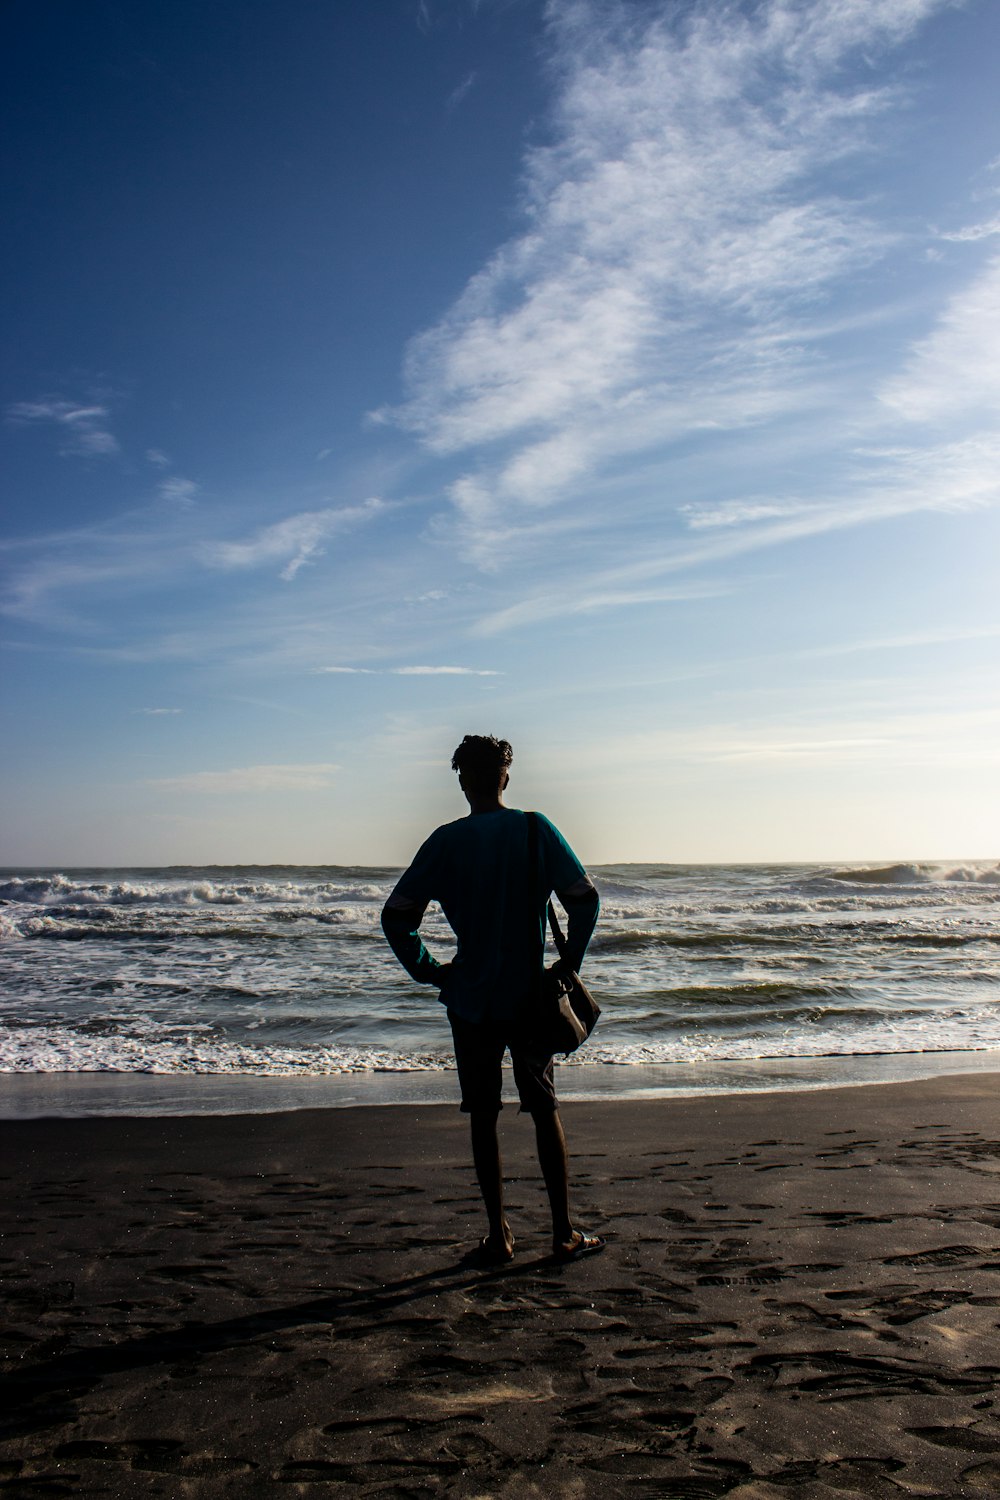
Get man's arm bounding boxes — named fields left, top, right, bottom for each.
left=380, top=892, right=448, bottom=986
left=554, top=877, right=600, bottom=973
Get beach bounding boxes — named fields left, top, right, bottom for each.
left=3, top=1073, right=1000, bottom=1497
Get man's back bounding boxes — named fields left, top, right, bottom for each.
left=389, top=807, right=586, bottom=1023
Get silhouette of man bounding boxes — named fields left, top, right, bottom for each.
left=381, top=734, right=603, bottom=1264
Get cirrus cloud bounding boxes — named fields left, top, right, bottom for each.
left=379, top=0, right=953, bottom=566
left=148, top=763, right=340, bottom=794
left=6, top=398, right=119, bottom=457
left=313, top=664, right=500, bottom=676
left=202, top=498, right=386, bottom=580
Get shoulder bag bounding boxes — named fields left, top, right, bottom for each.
left=526, top=811, right=601, bottom=1057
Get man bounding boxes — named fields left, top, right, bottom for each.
left=381, top=734, right=603, bottom=1265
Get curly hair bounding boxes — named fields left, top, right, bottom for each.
left=451, top=734, right=513, bottom=794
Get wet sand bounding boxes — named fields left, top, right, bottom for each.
left=2, top=1074, right=1000, bottom=1497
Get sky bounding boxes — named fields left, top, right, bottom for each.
left=2, top=0, right=999, bottom=867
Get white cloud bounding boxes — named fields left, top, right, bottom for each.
left=473, top=429, right=1000, bottom=633
left=158, top=477, right=198, bottom=505
left=879, top=254, right=1000, bottom=423
left=680, top=499, right=815, bottom=530
left=391, top=665, right=499, bottom=676
left=203, top=498, right=385, bottom=579
left=149, top=763, right=340, bottom=794
left=146, top=448, right=171, bottom=467
left=381, top=0, right=950, bottom=557
left=939, top=216, right=1000, bottom=243
left=446, top=71, right=477, bottom=112
left=314, top=664, right=499, bottom=676
left=6, top=398, right=119, bottom=457
left=137, top=707, right=182, bottom=715
left=475, top=581, right=727, bottom=635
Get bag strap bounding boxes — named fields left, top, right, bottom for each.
left=526, top=811, right=569, bottom=966
left=547, top=899, right=569, bottom=965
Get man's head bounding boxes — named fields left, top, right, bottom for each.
left=451, top=734, right=513, bottom=799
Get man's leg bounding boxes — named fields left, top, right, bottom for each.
left=511, top=1045, right=576, bottom=1250
left=469, top=1109, right=513, bottom=1257
left=450, top=1014, right=513, bottom=1259
left=531, top=1108, right=575, bottom=1253
left=514, top=1045, right=605, bottom=1259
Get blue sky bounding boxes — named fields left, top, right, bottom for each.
left=2, top=0, right=999, bottom=866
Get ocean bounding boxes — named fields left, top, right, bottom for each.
left=1, top=860, right=999, bottom=1114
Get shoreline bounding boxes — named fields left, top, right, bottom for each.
left=1, top=1046, right=999, bottom=1117
left=3, top=1073, right=1000, bottom=1494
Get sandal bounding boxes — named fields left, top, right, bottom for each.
left=553, top=1230, right=605, bottom=1263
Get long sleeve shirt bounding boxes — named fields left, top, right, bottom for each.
left=381, top=807, right=598, bottom=1025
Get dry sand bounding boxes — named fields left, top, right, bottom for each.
left=2, top=1074, right=1000, bottom=1498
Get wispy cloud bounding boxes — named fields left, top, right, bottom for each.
left=314, top=664, right=500, bottom=676
left=6, top=398, right=119, bottom=457
left=203, top=499, right=385, bottom=580
left=2, top=553, right=164, bottom=630
left=472, top=423, right=1000, bottom=634
left=446, top=71, right=477, bottom=112
left=879, top=254, right=1000, bottom=424
left=680, top=499, right=816, bottom=531
left=392, top=664, right=498, bottom=676
left=137, top=707, right=182, bottom=715
left=557, top=704, right=1000, bottom=775
left=793, top=623, right=1000, bottom=660
left=475, top=582, right=727, bottom=635
left=380, top=0, right=952, bottom=564
left=158, top=477, right=198, bottom=505
left=1, top=489, right=394, bottom=633
left=0, top=499, right=411, bottom=657
left=1, top=506, right=214, bottom=630
left=149, top=763, right=339, bottom=794
left=939, top=216, right=1000, bottom=243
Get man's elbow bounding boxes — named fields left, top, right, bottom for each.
left=559, top=879, right=599, bottom=908
left=381, top=896, right=423, bottom=929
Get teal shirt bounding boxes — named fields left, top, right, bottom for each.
left=382, top=808, right=596, bottom=1024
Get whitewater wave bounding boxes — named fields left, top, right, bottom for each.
left=0, top=878, right=388, bottom=940
left=829, top=862, right=1000, bottom=886
left=0, top=1026, right=452, bottom=1076
left=0, top=911, right=26, bottom=942
left=593, top=922, right=1000, bottom=955
left=4, top=1005, right=1000, bottom=1076
left=0, top=873, right=389, bottom=908
left=0, top=912, right=381, bottom=942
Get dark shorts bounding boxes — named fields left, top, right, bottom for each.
left=448, top=1012, right=558, bottom=1116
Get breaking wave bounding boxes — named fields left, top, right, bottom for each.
left=829, top=863, right=1000, bottom=886
left=0, top=872, right=389, bottom=907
